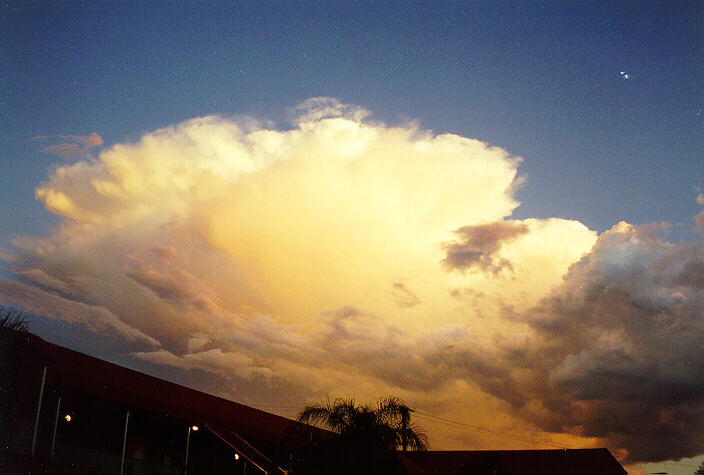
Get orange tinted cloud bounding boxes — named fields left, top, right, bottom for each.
left=18, top=99, right=704, bottom=463
left=41, top=132, right=103, bottom=158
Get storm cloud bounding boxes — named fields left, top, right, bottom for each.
left=445, top=222, right=704, bottom=463
left=4, top=99, right=702, bottom=465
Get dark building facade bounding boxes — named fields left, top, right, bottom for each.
left=404, top=449, right=628, bottom=474
left=0, top=328, right=315, bottom=474
left=1, top=328, right=628, bottom=474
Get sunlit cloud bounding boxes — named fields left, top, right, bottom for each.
left=3, top=99, right=703, bottom=463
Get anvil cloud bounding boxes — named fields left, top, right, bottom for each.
left=2, top=99, right=703, bottom=464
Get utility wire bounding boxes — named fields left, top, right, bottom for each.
left=662, top=460, right=701, bottom=466
left=249, top=404, right=574, bottom=450
left=413, top=410, right=574, bottom=450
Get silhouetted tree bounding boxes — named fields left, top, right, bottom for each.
left=376, top=396, right=429, bottom=452
left=298, top=396, right=428, bottom=452
left=294, top=396, right=427, bottom=474
left=0, top=307, right=30, bottom=332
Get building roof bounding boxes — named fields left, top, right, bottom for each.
left=404, top=448, right=627, bottom=475
left=6, top=330, right=325, bottom=451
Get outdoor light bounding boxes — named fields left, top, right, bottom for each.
left=64, top=414, right=71, bottom=422
left=185, top=424, right=200, bottom=474
left=234, top=453, right=240, bottom=460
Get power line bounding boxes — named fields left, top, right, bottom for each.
left=248, top=403, right=573, bottom=450
left=414, top=413, right=570, bottom=449
left=413, top=410, right=574, bottom=450
left=662, top=460, right=701, bottom=466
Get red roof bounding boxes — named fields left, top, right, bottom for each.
left=13, top=330, right=327, bottom=450
left=403, top=448, right=627, bottom=474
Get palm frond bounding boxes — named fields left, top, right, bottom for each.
left=401, top=422, right=429, bottom=451
left=0, top=307, right=30, bottom=332
left=298, top=395, right=429, bottom=452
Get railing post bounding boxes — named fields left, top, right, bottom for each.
left=120, top=410, right=130, bottom=475
left=30, top=366, right=47, bottom=455
left=184, top=425, right=192, bottom=475
left=50, top=396, right=61, bottom=459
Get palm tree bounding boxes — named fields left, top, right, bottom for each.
left=295, top=397, right=427, bottom=474
left=297, top=396, right=428, bottom=451
left=376, top=396, right=428, bottom=452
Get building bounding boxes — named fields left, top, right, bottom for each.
left=0, top=328, right=319, bottom=474
left=0, top=328, right=628, bottom=474
left=404, top=449, right=628, bottom=474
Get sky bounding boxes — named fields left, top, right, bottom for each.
left=1, top=1, right=704, bottom=473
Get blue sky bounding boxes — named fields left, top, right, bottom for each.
left=3, top=1, right=702, bottom=241
left=2, top=1, right=704, bottom=472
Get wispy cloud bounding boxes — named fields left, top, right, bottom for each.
left=39, top=132, right=103, bottom=159
left=289, top=97, right=370, bottom=124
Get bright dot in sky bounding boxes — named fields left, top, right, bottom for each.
left=620, top=71, right=630, bottom=79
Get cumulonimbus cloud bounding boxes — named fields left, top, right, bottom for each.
left=3, top=98, right=702, bottom=465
